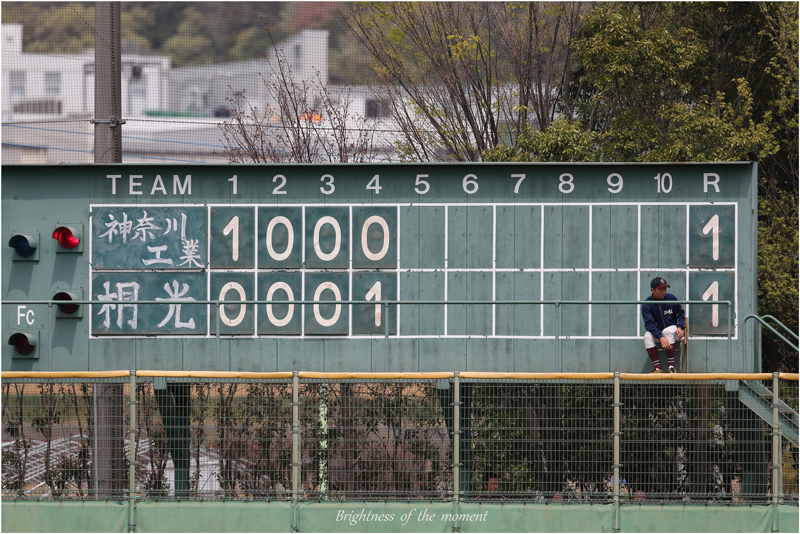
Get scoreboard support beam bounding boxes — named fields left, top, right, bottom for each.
left=154, top=384, right=191, bottom=497
left=93, top=383, right=126, bottom=499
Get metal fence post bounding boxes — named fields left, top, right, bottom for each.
left=385, top=301, right=390, bottom=372
left=613, top=372, right=621, bottom=533
left=129, top=371, right=137, bottom=533
left=292, top=372, right=300, bottom=532
left=48, top=303, right=53, bottom=373
left=772, top=372, right=782, bottom=504
left=453, top=372, right=461, bottom=533
left=216, top=303, right=221, bottom=370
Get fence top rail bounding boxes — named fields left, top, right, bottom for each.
left=1, top=371, right=130, bottom=379
left=619, top=372, right=778, bottom=381
left=460, top=372, right=614, bottom=380
left=298, top=372, right=454, bottom=379
left=2, top=371, right=796, bottom=380
left=135, top=371, right=293, bottom=379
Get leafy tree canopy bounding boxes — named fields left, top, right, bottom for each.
left=484, top=2, right=798, bottom=371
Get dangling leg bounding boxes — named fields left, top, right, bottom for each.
left=644, top=332, right=662, bottom=372
left=662, top=326, right=678, bottom=373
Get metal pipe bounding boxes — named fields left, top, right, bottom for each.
left=128, top=371, right=136, bottom=533
left=384, top=301, right=389, bottom=372
left=743, top=315, right=799, bottom=353
left=556, top=302, right=561, bottom=372
left=772, top=372, right=781, bottom=503
left=728, top=303, right=732, bottom=373
left=453, top=372, right=460, bottom=530
left=613, top=372, right=620, bottom=533
left=216, top=303, right=220, bottom=369
left=48, top=303, right=53, bottom=373
left=761, top=316, right=799, bottom=342
left=292, top=372, right=300, bottom=532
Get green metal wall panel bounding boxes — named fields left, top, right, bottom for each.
left=458, top=503, right=613, bottom=533
left=618, top=504, right=772, bottom=533
left=297, top=502, right=457, bottom=533
left=1, top=501, right=129, bottom=533
left=2, top=163, right=757, bottom=373
left=6, top=502, right=791, bottom=533
left=134, top=501, right=294, bottom=533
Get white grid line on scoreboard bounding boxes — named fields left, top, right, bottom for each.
left=348, top=205, right=353, bottom=338
left=637, top=204, right=641, bottom=339
left=588, top=205, right=593, bottom=336
left=89, top=201, right=739, bottom=340
left=253, top=206, right=259, bottom=339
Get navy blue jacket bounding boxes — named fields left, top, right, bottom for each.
left=641, top=293, right=686, bottom=339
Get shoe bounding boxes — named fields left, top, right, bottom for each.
left=651, top=369, right=663, bottom=374
left=668, top=366, right=677, bottom=373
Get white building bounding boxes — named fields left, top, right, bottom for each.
left=2, top=24, right=171, bottom=120
left=1, top=24, right=400, bottom=164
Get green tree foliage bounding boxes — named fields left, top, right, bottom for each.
left=485, top=3, right=798, bottom=371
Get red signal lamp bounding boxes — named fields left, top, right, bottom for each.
left=52, top=224, right=83, bottom=252
left=53, top=226, right=80, bottom=249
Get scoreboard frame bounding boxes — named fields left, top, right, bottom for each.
left=2, top=162, right=758, bottom=374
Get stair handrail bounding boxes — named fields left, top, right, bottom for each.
left=760, top=315, right=799, bottom=342
left=743, top=315, right=799, bottom=370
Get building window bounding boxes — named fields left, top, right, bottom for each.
left=10, top=71, right=25, bottom=103
left=128, top=75, right=147, bottom=116
left=366, top=98, right=390, bottom=119
left=45, top=72, right=61, bottom=97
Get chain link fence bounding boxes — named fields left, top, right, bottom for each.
left=3, top=373, right=797, bottom=504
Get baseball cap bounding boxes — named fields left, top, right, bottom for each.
left=651, top=277, right=669, bottom=289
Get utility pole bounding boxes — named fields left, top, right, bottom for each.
left=94, top=1, right=123, bottom=162
left=93, top=2, right=126, bottom=500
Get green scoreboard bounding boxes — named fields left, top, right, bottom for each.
left=2, top=163, right=758, bottom=373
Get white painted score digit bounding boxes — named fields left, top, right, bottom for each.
left=223, top=216, right=239, bottom=261
left=320, top=174, right=335, bottom=195
left=365, top=281, right=382, bottom=327
left=414, top=174, right=430, bottom=195
left=654, top=173, right=673, bottom=194
left=219, top=282, right=247, bottom=327
left=703, top=214, right=720, bottom=261
left=313, top=216, right=341, bottom=261
left=228, top=174, right=238, bottom=195
left=607, top=173, right=623, bottom=193
left=702, top=280, right=720, bottom=327
left=463, top=174, right=478, bottom=194
left=272, top=174, right=287, bottom=195
left=313, top=282, right=342, bottom=327
left=266, top=282, right=294, bottom=327
left=559, top=173, right=574, bottom=194
left=512, top=174, right=526, bottom=194
left=366, top=174, right=382, bottom=194
left=361, top=216, right=390, bottom=261
left=266, top=216, right=294, bottom=261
